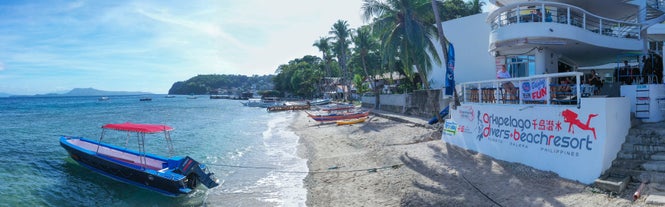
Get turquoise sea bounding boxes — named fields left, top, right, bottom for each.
left=0, top=95, right=307, bottom=207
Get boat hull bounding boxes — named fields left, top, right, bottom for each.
left=336, top=117, right=367, bottom=125
left=60, top=137, right=192, bottom=196
left=307, top=110, right=370, bottom=122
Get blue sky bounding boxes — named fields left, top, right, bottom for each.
left=0, top=0, right=367, bottom=95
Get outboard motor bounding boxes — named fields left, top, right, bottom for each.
left=177, top=156, right=220, bottom=188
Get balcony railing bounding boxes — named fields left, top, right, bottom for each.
left=488, top=2, right=641, bottom=40
left=461, top=72, right=590, bottom=107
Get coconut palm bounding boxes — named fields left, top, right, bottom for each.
left=361, top=0, right=442, bottom=89
left=329, top=20, right=352, bottom=101
left=313, top=37, right=334, bottom=97
left=352, top=25, right=382, bottom=107
left=312, top=37, right=333, bottom=78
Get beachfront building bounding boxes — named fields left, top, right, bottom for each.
left=438, top=0, right=665, bottom=185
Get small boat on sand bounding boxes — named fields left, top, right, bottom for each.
left=336, top=117, right=368, bottom=125
left=59, top=122, right=219, bottom=196
left=306, top=110, right=370, bottom=122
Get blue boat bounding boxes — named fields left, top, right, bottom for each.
left=60, top=122, right=220, bottom=196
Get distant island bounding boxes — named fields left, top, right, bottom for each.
left=10, top=88, right=152, bottom=97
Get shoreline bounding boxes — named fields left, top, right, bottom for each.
left=291, top=110, right=658, bottom=206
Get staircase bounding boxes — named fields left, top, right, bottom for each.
left=594, top=120, right=665, bottom=193
left=645, top=0, right=665, bottom=27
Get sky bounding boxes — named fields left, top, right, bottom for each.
left=0, top=0, right=368, bottom=95
left=0, top=0, right=494, bottom=95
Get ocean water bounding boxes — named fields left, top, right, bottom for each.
left=0, top=95, right=307, bottom=207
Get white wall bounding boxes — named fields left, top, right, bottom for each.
left=442, top=96, right=631, bottom=184
left=429, top=13, right=496, bottom=89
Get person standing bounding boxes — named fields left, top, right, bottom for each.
left=497, top=65, right=516, bottom=101
left=589, top=70, right=602, bottom=95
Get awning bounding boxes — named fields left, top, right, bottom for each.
left=102, top=122, right=173, bottom=133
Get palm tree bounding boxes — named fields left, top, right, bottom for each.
left=313, top=37, right=333, bottom=78
left=329, top=20, right=352, bottom=101
left=352, top=26, right=382, bottom=108
left=361, top=0, right=442, bottom=90
left=313, top=37, right=333, bottom=97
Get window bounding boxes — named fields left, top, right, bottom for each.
left=506, top=55, right=535, bottom=78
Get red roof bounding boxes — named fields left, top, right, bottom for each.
left=102, top=122, right=173, bottom=133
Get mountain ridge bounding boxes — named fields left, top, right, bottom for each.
left=9, top=88, right=152, bottom=97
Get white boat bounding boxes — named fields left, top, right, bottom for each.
left=242, top=97, right=283, bottom=108
left=98, top=96, right=109, bottom=101
left=433, top=0, right=665, bottom=185
left=309, top=98, right=331, bottom=105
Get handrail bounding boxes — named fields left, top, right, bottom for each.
left=460, top=72, right=587, bottom=108
left=488, top=2, right=641, bottom=40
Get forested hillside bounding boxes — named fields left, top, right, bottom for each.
left=168, top=74, right=274, bottom=95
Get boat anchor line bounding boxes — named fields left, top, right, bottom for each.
left=209, top=163, right=404, bottom=174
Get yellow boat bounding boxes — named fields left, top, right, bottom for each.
left=336, top=117, right=368, bottom=126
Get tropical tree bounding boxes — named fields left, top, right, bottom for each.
left=351, top=25, right=382, bottom=108
left=329, top=20, right=352, bottom=101
left=273, top=55, right=324, bottom=98
left=312, top=37, right=333, bottom=78
left=353, top=74, right=370, bottom=96
left=361, top=0, right=442, bottom=90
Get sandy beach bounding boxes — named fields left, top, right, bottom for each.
left=292, top=110, right=660, bottom=207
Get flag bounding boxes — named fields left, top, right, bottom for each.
left=445, top=42, right=455, bottom=95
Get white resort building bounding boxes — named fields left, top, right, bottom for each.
left=436, top=0, right=665, bottom=190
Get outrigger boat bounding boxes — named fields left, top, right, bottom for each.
left=59, top=122, right=219, bottom=196
left=306, top=110, right=370, bottom=122
left=318, top=103, right=355, bottom=112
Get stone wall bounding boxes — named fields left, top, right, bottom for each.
left=361, top=89, right=446, bottom=118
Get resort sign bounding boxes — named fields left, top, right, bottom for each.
left=442, top=99, right=630, bottom=184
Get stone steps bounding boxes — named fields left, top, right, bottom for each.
left=594, top=121, right=665, bottom=193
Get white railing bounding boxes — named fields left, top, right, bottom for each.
left=488, top=2, right=641, bottom=40
left=648, top=0, right=665, bottom=11
left=460, top=72, right=590, bottom=107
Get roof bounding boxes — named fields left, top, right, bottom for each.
left=102, top=122, right=173, bottom=133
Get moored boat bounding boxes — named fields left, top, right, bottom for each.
left=267, top=104, right=310, bottom=112
left=59, top=122, right=219, bottom=196
left=242, top=97, right=283, bottom=108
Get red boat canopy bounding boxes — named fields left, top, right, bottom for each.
left=102, top=122, right=173, bottom=133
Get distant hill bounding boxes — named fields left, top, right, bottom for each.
left=0, top=92, right=12, bottom=97
left=32, top=88, right=151, bottom=97
left=168, top=74, right=274, bottom=95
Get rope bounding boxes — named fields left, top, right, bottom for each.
left=208, top=163, right=403, bottom=174
left=461, top=174, right=504, bottom=207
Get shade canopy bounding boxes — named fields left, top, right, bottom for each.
left=102, top=122, right=173, bottom=133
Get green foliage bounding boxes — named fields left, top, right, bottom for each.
left=353, top=74, right=369, bottom=95
left=167, top=74, right=274, bottom=95
left=439, top=0, right=484, bottom=20
left=362, top=0, right=442, bottom=89
left=272, top=55, right=324, bottom=98
left=269, top=0, right=483, bottom=96
left=258, top=90, right=281, bottom=97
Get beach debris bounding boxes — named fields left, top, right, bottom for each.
left=634, top=176, right=650, bottom=201
left=328, top=165, right=339, bottom=170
